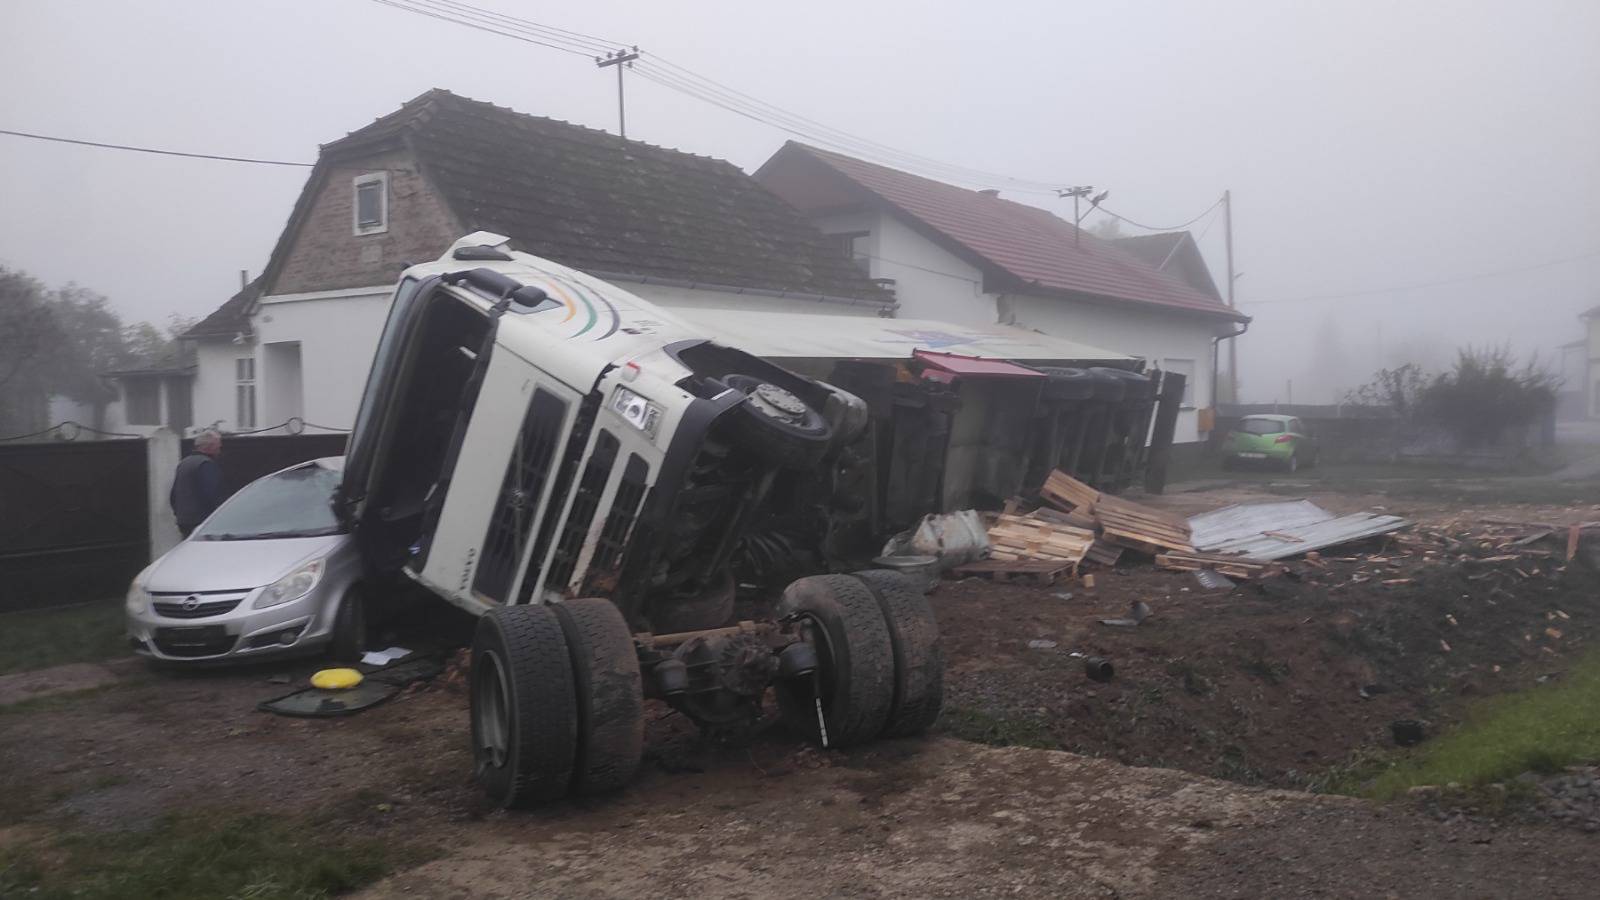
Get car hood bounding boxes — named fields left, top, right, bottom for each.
left=144, top=534, right=349, bottom=593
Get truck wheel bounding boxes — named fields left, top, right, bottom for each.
left=722, top=374, right=833, bottom=469
left=649, top=570, right=736, bottom=634
left=775, top=574, right=895, bottom=748
left=470, top=604, right=577, bottom=808
left=852, top=570, right=945, bottom=738
left=327, top=587, right=367, bottom=662
left=553, top=598, right=644, bottom=796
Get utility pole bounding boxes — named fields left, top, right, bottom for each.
left=596, top=47, right=640, bottom=139
left=1223, top=189, right=1238, bottom=404
left=1057, top=186, right=1096, bottom=245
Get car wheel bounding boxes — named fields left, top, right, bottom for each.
left=721, top=374, right=833, bottom=469
left=1286, top=452, right=1300, bottom=474
left=648, top=570, right=736, bottom=634
left=851, top=570, right=945, bottom=738
left=471, top=604, right=578, bottom=808
left=328, top=589, right=368, bottom=662
left=552, top=598, right=644, bottom=796
left=775, top=574, right=895, bottom=748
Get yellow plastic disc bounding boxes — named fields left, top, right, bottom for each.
left=310, top=668, right=364, bottom=690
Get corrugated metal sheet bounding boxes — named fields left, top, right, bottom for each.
left=1188, top=500, right=1409, bottom=561
left=673, top=309, right=1129, bottom=362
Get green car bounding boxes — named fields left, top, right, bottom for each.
left=1222, top=414, right=1319, bottom=472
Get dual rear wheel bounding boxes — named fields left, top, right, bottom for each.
left=469, top=571, right=944, bottom=809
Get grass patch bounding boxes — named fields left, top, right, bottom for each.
left=0, top=808, right=431, bottom=900
left=0, top=599, right=128, bottom=675
left=937, top=706, right=1060, bottom=750
left=1355, top=651, right=1600, bottom=799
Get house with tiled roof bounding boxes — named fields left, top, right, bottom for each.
left=755, top=142, right=1248, bottom=441
left=179, top=90, right=893, bottom=435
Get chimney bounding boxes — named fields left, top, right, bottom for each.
left=978, top=189, right=1000, bottom=199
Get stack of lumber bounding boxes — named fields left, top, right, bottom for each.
left=1039, top=470, right=1194, bottom=556
left=1155, top=551, right=1283, bottom=580
left=986, top=513, right=1095, bottom=567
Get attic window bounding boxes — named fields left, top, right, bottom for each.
left=353, top=172, right=388, bottom=235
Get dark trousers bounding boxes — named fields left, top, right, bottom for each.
left=179, top=524, right=195, bottom=538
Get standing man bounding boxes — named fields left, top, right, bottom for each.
left=171, top=430, right=224, bottom=538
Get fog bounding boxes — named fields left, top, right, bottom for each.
left=3, top=0, right=1596, bottom=403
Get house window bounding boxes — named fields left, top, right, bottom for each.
left=353, top=172, right=388, bottom=235
left=1162, top=358, right=1196, bottom=408
left=826, top=230, right=870, bottom=273
left=124, top=379, right=160, bottom=426
left=235, top=357, right=257, bottom=429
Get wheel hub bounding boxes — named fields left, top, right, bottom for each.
left=473, top=651, right=510, bottom=774
left=748, top=383, right=809, bottom=423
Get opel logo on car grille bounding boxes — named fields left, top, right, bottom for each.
left=182, top=595, right=201, bottom=612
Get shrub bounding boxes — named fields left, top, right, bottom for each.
left=1419, top=345, right=1558, bottom=447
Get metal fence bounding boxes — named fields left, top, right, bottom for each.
left=0, top=438, right=149, bottom=613
left=0, top=432, right=350, bottom=613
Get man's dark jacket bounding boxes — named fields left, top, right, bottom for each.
left=170, top=453, right=223, bottom=529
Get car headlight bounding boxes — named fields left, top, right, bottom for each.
left=253, top=560, right=324, bottom=609
left=611, top=387, right=661, bottom=438
left=125, top=582, right=149, bottom=615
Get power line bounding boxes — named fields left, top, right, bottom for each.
left=369, top=0, right=1078, bottom=193
left=0, top=127, right=312, bottom=167
left=1092, top=196, right=1225, bottom=232
left=1242, top=249, right=1600, bottom=306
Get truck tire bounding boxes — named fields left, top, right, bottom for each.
left=775, top=574, right=895, bottom=748
left=327, top=587, right=367, bottom=662
left=852, top=570, right=945, bottom=738
left=470, top=604, right=577, bottom=808
left=553, top=598, right=644, bottom=796
left=721, top=374, right=833, bottom=470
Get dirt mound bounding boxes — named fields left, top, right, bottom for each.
left=931, top=536, right=1600, bottom=788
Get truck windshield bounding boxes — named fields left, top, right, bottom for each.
left=1240, top=419, right=1285, bottom=435
left=193, top=463, right=345, bottom=540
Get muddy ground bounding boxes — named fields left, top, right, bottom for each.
left=931, top=486, right=1600, bottom=788
left=4, top=479, right=1600, bottom=896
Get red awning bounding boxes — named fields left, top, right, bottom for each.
left=914, top=349, right=1047, bottom=382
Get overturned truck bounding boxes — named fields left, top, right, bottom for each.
left=341, top=233, right=1179, bottom=807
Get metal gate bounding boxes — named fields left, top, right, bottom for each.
left=0, top=438, right=149, bottom=613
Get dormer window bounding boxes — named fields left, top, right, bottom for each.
left=353, top=172, right=388, bottom=235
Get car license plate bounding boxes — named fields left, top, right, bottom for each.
left=155, top=624, right=228, bottom=649
left=1238, top=452, right=1267, bottom=459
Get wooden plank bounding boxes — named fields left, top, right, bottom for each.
left=951, top=558, right=1075, bottom=585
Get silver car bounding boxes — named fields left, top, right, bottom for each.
left=126, top=457, right=367, bottom=664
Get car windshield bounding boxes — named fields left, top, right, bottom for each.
left=1240, top=419, right=1285, bottom=435
left=192, top=464, right=345, bottom=540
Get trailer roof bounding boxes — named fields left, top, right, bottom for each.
left=672, top=309, right=1130, bottom=363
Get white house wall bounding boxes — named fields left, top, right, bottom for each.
left=813, top=210, right=996, bottom=326
left=252, top=289, right=392, bottom=432
left=193, top=341, right=243, bottom=433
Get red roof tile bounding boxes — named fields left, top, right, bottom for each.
left=759, top=143, right=1246, bottom=322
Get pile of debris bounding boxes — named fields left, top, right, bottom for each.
left=947, top=470, right=1414, bottom=587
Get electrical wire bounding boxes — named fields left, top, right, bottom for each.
left=0, top=128, right=312, bottom=167
left=1092, top=196, right=1225, bottom=232
left=1242, top=249, right=1600, bottom=306
left=366, top=0, right=598, bottom=57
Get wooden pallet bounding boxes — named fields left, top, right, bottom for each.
left=1040, top=470, right=1101, bottom=514
left=951, top=558, right=1076, bottom=585
left=987, top=513, right=1095, bottom=566
left=1085, top=540, right=1124, bottom=567
left=1096, top=503, right=1194, bottom=555
left=1155, top=552, right=1282, bottom=580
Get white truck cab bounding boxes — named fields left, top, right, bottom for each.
left=342, top=233, right=942, bottom=810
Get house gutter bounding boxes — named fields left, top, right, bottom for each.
left=1212, top=319, right=1250, bottom=413
left=589, top=270, right=899, bottom=314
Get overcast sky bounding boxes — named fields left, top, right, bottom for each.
left=3, top=0, right=1597, bottom=403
